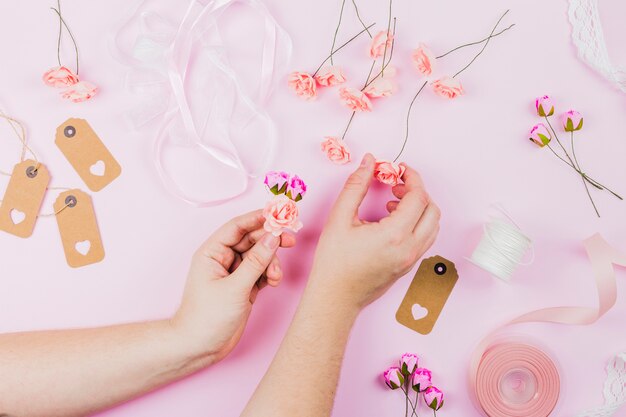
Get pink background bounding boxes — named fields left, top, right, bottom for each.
left=1, top=0, right=626, bottom=416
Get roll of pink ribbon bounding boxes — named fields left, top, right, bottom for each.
left=475, top=342, right=560, bottom=417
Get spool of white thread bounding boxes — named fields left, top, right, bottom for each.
left=467, top=207, right=534, bottom=282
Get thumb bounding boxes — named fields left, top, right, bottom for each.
left=230, top=233, right=280, bottom=289
left=330, top=153, right=375, bottom=223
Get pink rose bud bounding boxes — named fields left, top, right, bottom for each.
left=314, top=66, right=347, bottom=87
left=412, top=43, right=436, bottom=76
left=383, top=366, right=404, bottom=390
left=424, top=386, right=444, bottom=410
left=286, top=175, right=307, bottom=202
left=529, top=123, right=552, bottom=147
left=432, top=76, right=464, bottom=99
left=374, top=160, right=406, bottom=186
left=321, top=136, right=351, bottom=165
left=288, top=71, right=317, bottom=100
left=535, top=95, right=554, bottom=117
left=264, top=171, right=290, bottom=195
left=400, top=353, right=419, bottom=376
left=411, top=368, right=433, bottom=392
left=562, top=110, right=583, bottom=132
left=339, top=87, right=372, bottom=112
left=42, top=66, right=79, bottom=88
left=369, top=31, right=394, bottom=59
left=263, top=195, right=303, bottom=236
left=60, top=81, right=98, bottom=103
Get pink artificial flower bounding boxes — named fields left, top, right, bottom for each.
left=535, top=95, right=554, bottom=117
left=400, top=353, right=419, bottom=376
left=263, top=195, right=303, bottom=236
left=369, top=31, right=394, bottom=59
left=288, top=71, right=317, bottom=100
left=264, top=171, right=290, bottom=194
left=529, top=123, right=551, bottom=147
left=432, top=76, right=464, bottom=99
left=286, top=175, right=307, bottom=202
left=383, top=366, right=404, bottom=390
left=314, top=66, right=347, bottom=87
left=374, top=160, right=405, bottom=186
left=363, top=77, right=394, bottom=98
left=321, top=136, right=351, bottom=165
left=60, top=81, right=98, bottom=102
left=424, top=386, right=444, bottom=410
left=562, top=110, right=583, bottom=132
left=412, top=43, right=436, bottom=76
left=339, top=87, right=372, bottom=112
left=411, top=368, right=433, bottom=392
left=42, top=66, right=79, bottom=88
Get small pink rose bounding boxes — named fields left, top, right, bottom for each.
left=424, top=386, right=444, bottom=410
left=363, top=77, right=394, bottom=98
left=400, top=353, right=419, bottom=376
left=369, top=31, right=394, bottom=59
left=43, top=66, right=79, bottom=88
left=432, top=76, right=463, bottom=99
left=411, top=368, right=432, bottom=392
left=314, top=66, right=347, bottom=87
left=60, top=81, right=98, bottom=102
left=321, top=136, right=351, bottom=165
left=288, top=71, right=317, bottom=100
left=412, top=43, right=436, bottom=76
left=286, top=175, right=307, bottom=202
left=263, top=195, right=303, bottom=237
left=535, top=95, right=554, bottom=117
left=374, top=160, right=405, bottom=186
left=383, top=366, right=404, bottom=390
left=529, top=123, right=551, bottom=147
left=339, top=87, right=372, bottom=112
left=264, top=171, right=290, bottom=194
left=562, top=110, right=583, bottom=132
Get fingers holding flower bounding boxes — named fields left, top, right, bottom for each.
left=263, top=196, right=303, bottom=237
left=374, top=160, right=405, bottom=186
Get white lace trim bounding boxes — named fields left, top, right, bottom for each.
left=576, top=353, right=626, bottom=417
left=568, top=0, right=626, bottom=92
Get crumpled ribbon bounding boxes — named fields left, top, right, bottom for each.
left=110, top=0, right=292, bottom=206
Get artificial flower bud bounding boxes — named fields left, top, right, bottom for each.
left=411, top=368, right=433, bottom=392
left=264, top=171, right=290, bottom=195
left=399, top=353, right=419, bottom=376
left=286, top=175, right=307, bottom=202
left=535, top=95, right=554, bottom=117
left=562, top=110, right=583, bottom=132
left=383, top=366, right=404, bottom=390
left=424, top=386, right=444, bottom=410
left=529, top=123, right=551, bottom=147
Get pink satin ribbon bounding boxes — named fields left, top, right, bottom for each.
left=472, top=234, right=626, bottom=417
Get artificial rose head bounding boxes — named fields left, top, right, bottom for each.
left=432, top=76, right=464, bottom=99
left=339, top=87, right=372, bottom=112
left=363, top=77, right=394, bottom=98
left=529, top=123, right=551, bottom=147
left=286, top=175, right=307, bottom=202
left=411, top=368, right=433, bottom=392
left=400, top=353, right=419, bottom=376
left=535, top=95, right=554, bottom=117
left=314, top=66, right=347, bottom=87
left=562, top=110, right=583, bottom=132
left=60, top=81, right=98, bottom=102
left=383, top=366, right=404, bottom=390
left=321, top=136, right=351, bottom=165
left=412, top=43, right=436, bottom=76
left=374, top=160, right=405, bottom=186
left=264, top=171, right=290, bottom=194
left=288, top=71, right=317, bottom=100
left=424, top=386, right=444, bottom=410
left=263, top=195, right=303, bottom=236
left=43, top=66, right=79, bottom=88
left=369, top=31, right=394, bottom=59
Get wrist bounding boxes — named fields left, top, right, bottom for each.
left=304, top=271, right=362, bottom=322
left=165, top=316, right=218, bottom=372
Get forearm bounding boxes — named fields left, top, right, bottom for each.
left=241, top=274, right=359, bottom=417
left=0, top=319, right=213, bottom=417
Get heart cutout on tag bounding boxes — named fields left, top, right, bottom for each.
left=89, top=161, right=106, bottom=177
left=411, top=303, right=429, bottom=320
left=75, top=240, right=91, bottom=256
left=10, top=209, right=26, bottom=225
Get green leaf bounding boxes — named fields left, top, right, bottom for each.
left=566, top=118, right=574, bottom=132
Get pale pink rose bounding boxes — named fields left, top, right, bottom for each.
left=432, top=76, right=463, bottom=99
left=411, top=368, right=432, bottom=392
left=370, top=31, right=394, bottom=59
left=263, top=195, right=303, bottom=236
left=42, top=66, right=79, bottom=88
left=288, top=71, right=317, bottom=100
left=339, top=87, right=372, bottom=112
left=321, top=136, right=351, bottom=165
left=286, top=175, right=307, bottom=202
left=561, top=110, right=583, bottom=132
left=61, top=81, right=98, bottom=102
left=374, top=160, right=405, bottom=186
left=424, top=386, right=444, bottom=410
left=383, top=366, right=404, bottom=390
left=264, top=171, right=290, bottom=194
left=529, top=123, right=551, bottom=147
left=363, top=77, right=394, bottom=98
left=412, top=43, right=436, bottom=76
left=314, top=66, right=346, bottom=87
left=535, top=95, right=554, bottom=117
left=400, top=353, right=419, bottom=376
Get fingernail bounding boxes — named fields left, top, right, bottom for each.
left=261, top=233, right=280, bottom=250
left=360, top=153, right=373, bottom=168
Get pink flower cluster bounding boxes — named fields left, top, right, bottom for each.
left=528, top=96, right=584, bottom=148
left=383, top=353, right=445, bottom=414
left=288, top=66, right=347, bottom=101
left=262, top=171, right=307, bottom=236
left=411, top=44, right=463, bottom=99
left=42, top=66, right=98, bottom=103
